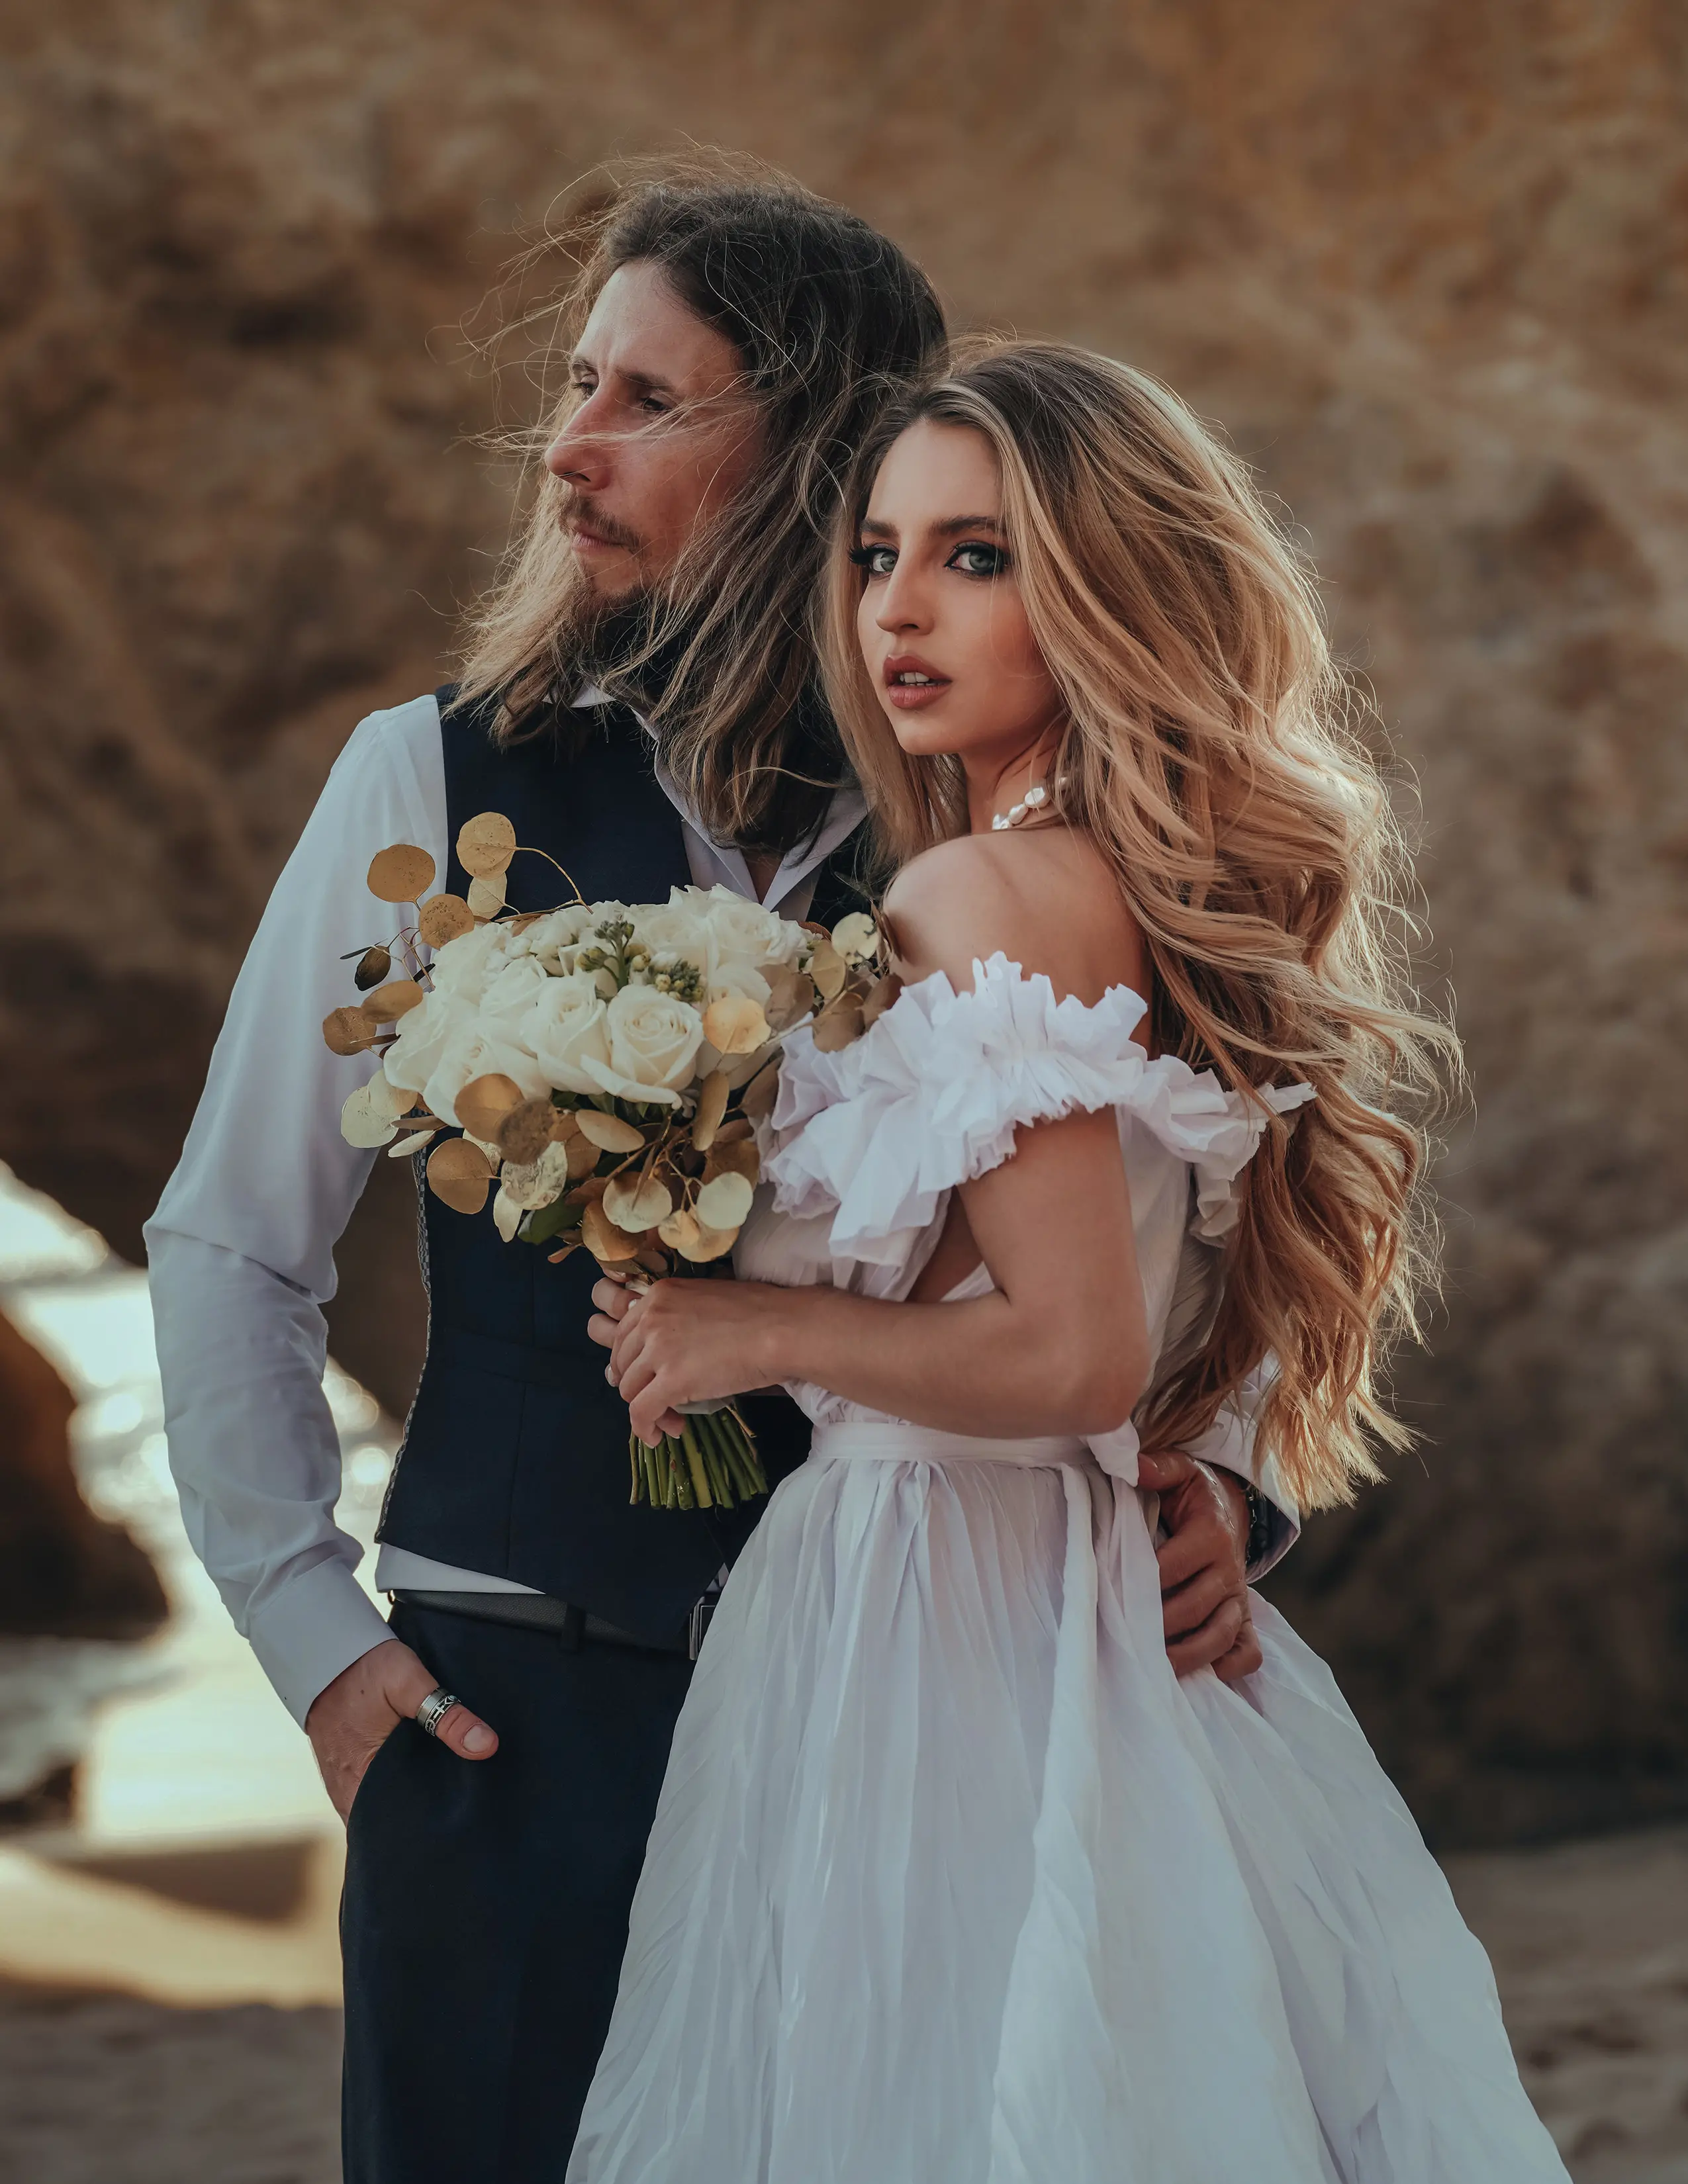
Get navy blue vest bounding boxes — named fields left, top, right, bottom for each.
left=378, top=690, right=867, bottom=1640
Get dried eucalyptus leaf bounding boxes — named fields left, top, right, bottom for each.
left=455, top=1072, right=524, bottom=1142
left=831, top=911, right=880, bottom=963
left=364, top=979, right=424, bottom=1023
left=418, top=893, right=475, bottom=949
left=466, top=872, right=507, bottom=919
left=703, top=1140, right=760, bottom=1187
left=457, top=811, right=518, bottom=878
left=812, top=1000, right=866, bottom=1052
left=605, top=1173, right=674, bottom=1232
left=763, top=962, right=812, bottom=1034
left=739, top=1058, right=782, bottom=1122
left=427, top=1137, right=495, bottom=1214
left=808, top=940, right=847, bottom=1001
left=576, top=1109, right=648, bottom=1155
left=492, top=1187, right=522, bottom=1244
left=582, top=1200, right=643, bottom=1265
left=862, top=973, right=903, bottom=1029
left=564, top=1130, right=603, bottom=1180
left=659, top=1207, right=700, bottom=1253
left=367, top=844, right=436, bottom=903
left=365, top=1073, right=417, bottom=1121
left=340, top=1085, right=399, bottom=1149
left=353, top=946, right=392, bottom=991
left=702, top=995, right=770, bottom=1056
left=690, top=1069, right=730, bottom=1151
left=676, top=1216, right=737, bottom=1263
left=694, top=1171, right=753, bottom=1229
left=322, top=1005, right=375, bottom=1057
left=491, top=1097, right=552, bottom=1165
left=388, top=1129, right=436, bottom=1158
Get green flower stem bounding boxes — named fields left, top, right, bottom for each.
left=680, top=1422, right=714, bottom=1509
left=626, top=1410, right=767, bottom=1512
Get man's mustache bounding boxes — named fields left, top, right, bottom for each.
left=554, top=488, right=643, bottom=557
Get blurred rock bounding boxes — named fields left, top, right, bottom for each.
left=0, top=3, right=1681, bottom=1837
left=0, top=1310, right=165, bottom=1639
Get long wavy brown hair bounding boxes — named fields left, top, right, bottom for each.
left=455, top=155, right=945, bottom=852
left=820, top=340, right=1462, bottom=1510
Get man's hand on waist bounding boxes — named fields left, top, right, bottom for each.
left=1137, top=1450, right=1263, bottom=1685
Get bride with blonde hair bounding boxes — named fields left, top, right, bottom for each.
left=572, top=340, right=1569, bottom=2181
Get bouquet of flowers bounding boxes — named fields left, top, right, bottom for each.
left=320, top=811, right=894, bottom=1511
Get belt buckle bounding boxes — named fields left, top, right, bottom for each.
left=687, top=1596, right=714, bottom=1661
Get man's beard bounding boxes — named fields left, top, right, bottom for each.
left=573, top=589, right=706, bottom=719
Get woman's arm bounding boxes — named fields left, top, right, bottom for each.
left=605, top=832, right=1154, bottom=1447
left=607, top=1101, right=1151, bottom=1445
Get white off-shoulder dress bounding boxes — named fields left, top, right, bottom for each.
left=567, top=958, right=1568, bottom=2184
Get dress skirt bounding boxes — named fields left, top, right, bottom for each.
left=567, top=1424, right=1568, bottom=2184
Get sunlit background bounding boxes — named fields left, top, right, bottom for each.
left=0, top=3, right=1683, bottom=2179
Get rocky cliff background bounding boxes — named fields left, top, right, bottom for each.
left=0, top=0, right=1682, bottom=1846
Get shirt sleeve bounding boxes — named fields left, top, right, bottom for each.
left=144, top=694, right=447, bottom=1724
left=1181, top=1360, right=1300, bottom=1582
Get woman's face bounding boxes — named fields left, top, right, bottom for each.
left=854, top=420, right=1062, bottom=769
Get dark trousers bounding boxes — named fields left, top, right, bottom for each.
left=340, top=1600, right=693, bottom=2182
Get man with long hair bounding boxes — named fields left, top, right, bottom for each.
left=146, top=162, right=1294, bottom=2179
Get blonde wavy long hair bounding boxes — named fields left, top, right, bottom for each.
left=820, top=340, right=1461, bottom=1511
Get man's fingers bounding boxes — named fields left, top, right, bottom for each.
left=1213, top=1621, right=1264, bottom=1684
left=1166, top=1594, right=1246, bottom=1676
left=1162, top=1563, right=1232, bottom=1640
left=1135, top=1449, right=1197, bottom=1492
left=430, top=1702, right=499, bottom=1760
left=1155, top=1519, right=1225, bottom=1593
left=374, top=1642, right=498, bottom=1760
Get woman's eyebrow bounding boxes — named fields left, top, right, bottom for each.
left=859, top=513, right=1004, bottom=538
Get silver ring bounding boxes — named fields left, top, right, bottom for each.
left=414, top=1687, right=460, bottom=1739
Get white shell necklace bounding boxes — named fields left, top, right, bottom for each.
left=990, top=777, right=1064, bottom=833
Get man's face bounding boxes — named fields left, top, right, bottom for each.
left=545, top=261, right=764, bottom=602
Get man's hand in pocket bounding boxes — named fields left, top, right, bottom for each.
left=305, top=1637, right=498, bottom=1821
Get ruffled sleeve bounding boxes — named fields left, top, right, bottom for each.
left=760, top=952, right=1313, bottom=1270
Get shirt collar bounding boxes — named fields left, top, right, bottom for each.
left=570, top=682, right=866, bottom=917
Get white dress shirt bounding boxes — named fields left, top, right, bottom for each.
left=146, top=688, right=1292, bottom=1728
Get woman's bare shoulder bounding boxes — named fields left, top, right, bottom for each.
left=882, top=830, right=1146, bottom=1003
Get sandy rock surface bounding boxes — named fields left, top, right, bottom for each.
left=0, top=3, right=1683, bottom=1843
left=1, top=1826, right=1686, bottom=2183
left=0, top=1987, right=341, bottom=2184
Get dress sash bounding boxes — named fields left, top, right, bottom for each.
left=810, top=1421, right=1091, bottom=1469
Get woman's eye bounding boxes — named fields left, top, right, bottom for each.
left=849, top=543, right=898, bottom=577
left=639, top=396, right=671, bottom=416
left=948, top=542, right=1008, bottom=578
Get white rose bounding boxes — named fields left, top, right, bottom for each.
left=428, top=919, right=518, bottom=1005
left=632, top=889, right=714, bottom=976
left=524, top=973, right=614, bottom=1095
left=382, top=987, right=476, bottom=1096
left=422, top=1021, right=550, bottom=1131
left=479, top=956, right=553, bottom=1024
left=700, top=885, right=806, bottom=975
left=510, top=903, right=594, bottom=966
left=581, top=985, right=705, bottom=1106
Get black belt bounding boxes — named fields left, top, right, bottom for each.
left=393, top=1587, right=715, bottom=1661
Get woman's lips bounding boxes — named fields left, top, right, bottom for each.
left=884, top=680, right=951, bottom=710
left=883, top=659, right=953, bottom=711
